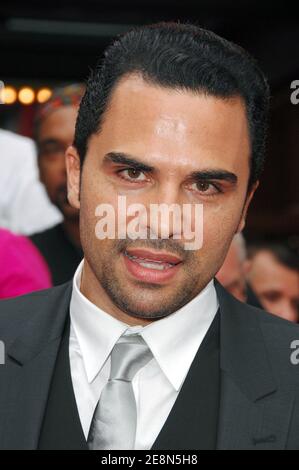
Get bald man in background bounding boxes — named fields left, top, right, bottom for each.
left=216, top=233, right=262, bottom=308
left=216, top=233, right=247, bottom=302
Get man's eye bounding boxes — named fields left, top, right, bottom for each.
left=118, top=168, right=147, bottom=181
left=190, top=181, right=221, bottom=195
left=39, top=143, right=65, bottom=158
left=263, top=292, right=281, bottom=302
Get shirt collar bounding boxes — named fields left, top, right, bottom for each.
left=70, top=259, right=219, bottom=390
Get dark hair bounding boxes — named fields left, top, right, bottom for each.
left=74, top=21, right=270, bottom=189
left=247, top=242, right=299, bottom=272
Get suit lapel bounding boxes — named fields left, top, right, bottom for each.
left=0, top=282, right=72, bottom=449
left=217, top=371, right=295, bottom=449
left=214, top=279, right=294, bottom=450
left=151, top=310, right=220, bottom=450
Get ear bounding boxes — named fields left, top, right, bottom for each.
left=236, top=180, right=259, bottom=233
left=65, top=145, right=81, bottom=210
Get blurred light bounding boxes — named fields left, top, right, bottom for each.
left=37, top=87, right=52, bottom=103
left=3, top=86, right=17, bottom=104
left=18, top=87, right=35, bottom=105
left=0, top=81, right=4, bottom=104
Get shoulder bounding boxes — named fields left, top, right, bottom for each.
left=0, top=282, right=72, bottom=339
left=0, top=129, right=36, bottom=164
left=0, top=228, right=44, bottom=268
left=222, top=287, right=299, bottom=384
left=236, top=293, right=299, bottom=335
left=215, top=277, right=299, bottom=333
left=0, top=228, right=39, bottom=255
left=251, top=303, right=299, bottom=369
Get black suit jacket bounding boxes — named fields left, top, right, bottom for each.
left=0, top=279, right=299, bottom=449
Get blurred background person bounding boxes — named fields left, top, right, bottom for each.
left=245, top=242, right=299, bottom=323
left=29, top=84, right=85, bottom=285
left=0, top=128, right=62, bottom=235
left=0, top=227, right=52, bottom=299
left=216, top=233, right=263, bottom=308
left=216, top=233, right=247, bottom=302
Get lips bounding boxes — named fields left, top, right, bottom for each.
left=124, top=248, right=182, bottom=265
left=122, top=248, right=183, bottom=284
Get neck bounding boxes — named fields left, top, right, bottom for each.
left=80, top=259, right=153, bottom=327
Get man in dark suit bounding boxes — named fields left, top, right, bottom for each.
left=1, top=21, right=299, bottom=450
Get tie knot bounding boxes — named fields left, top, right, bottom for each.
left=109, top=334, right=153, bottom=382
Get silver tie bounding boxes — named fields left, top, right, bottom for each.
left=87, top=333, right=153, bottom=450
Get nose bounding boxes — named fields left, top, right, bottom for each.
left=144, top=183, right=183, bottom=240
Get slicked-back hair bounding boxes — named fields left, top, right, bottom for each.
left=74, top=21, right=270, bottom=189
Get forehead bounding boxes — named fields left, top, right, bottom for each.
left=251, top=251, right=299, bottom=292
left=97, top=74, right=250, bottom=174
left=39, top=105, right=78, bottom=141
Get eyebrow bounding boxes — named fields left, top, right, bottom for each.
left=103, top=152, right=154, bottom=173
left=38, top=138, right=60, bottom=145
left=188, top=169, right=238, bottom=184
left=103, top=151, right=238, bottom=184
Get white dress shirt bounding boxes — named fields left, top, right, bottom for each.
left=69, top=259, right=219, bottom=450
left=0, top=129, right=62, bottom=235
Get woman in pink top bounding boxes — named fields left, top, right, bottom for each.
left=0, top=228, right=52, bottom=299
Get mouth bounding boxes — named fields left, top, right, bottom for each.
left=122, top=248, right=183, bottom=284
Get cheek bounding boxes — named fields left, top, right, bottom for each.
left=38, top=162, right=48, bottom=183
left=199, top=206, right=241, bottom=268
left=79, top=177, right=117, bottom=247
left=40, top=163, right=62, bottom=186
left=202, top=204, right=238, bottom=242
